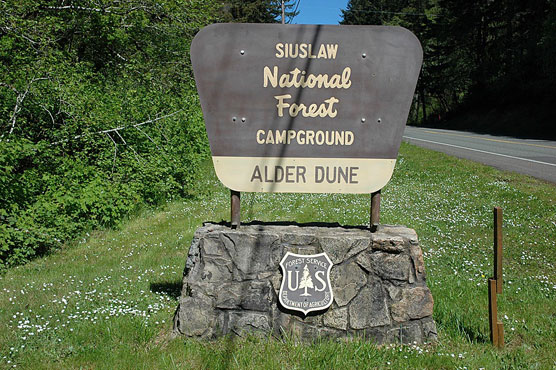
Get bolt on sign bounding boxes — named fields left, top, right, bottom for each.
left=191, top=24, right=422, bottom=193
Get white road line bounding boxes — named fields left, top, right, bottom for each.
left=403, top=136, right=556, bottom=168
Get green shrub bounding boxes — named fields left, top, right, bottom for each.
left=0, top=0, right=218, bottom=269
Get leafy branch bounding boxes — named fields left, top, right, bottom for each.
left=0, top=76, right=49, bottom=141
left=51, top=109, right=183, bottom=146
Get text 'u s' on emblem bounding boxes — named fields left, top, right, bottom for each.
left=279, top=252, right=334, bottom=315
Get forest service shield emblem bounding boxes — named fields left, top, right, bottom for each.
left=279, top=252, right=334, bottom=315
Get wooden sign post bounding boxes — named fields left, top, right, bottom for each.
left=370, top=190, right=381, bottom=232
left=231, top=190, right=241, bottom=229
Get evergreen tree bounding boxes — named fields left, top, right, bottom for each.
left=299, top=264, right=314, bottom=296
left=220, top=0, right=299, bottom=23
left=340, top=0, right=555, bottom=137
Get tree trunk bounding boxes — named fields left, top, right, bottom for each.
left=420, top=86, right=427, bottom=122
left=414, top=95, right=420, bottom=123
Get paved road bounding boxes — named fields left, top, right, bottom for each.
left=402, top=126, right=556, bottom=183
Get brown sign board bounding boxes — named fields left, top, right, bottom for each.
left=191, top=24, right=422, bottom=193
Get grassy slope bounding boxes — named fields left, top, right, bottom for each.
left=0, top=142, right=555, bottom=369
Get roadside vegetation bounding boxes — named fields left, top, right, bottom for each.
left=0, top=0, right=221, bottom=269
left=1, top=143, right=554, bottom=368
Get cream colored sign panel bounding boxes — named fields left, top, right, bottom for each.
left=213, top=157, right=396, bottom=193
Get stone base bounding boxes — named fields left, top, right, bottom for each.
left=173, top=223, right=437, bottom=344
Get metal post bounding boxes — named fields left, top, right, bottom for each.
left=488, top=207, right=504, bottom=348
left=370, top=190, right=381, bottom=232
left=498, top=320, right=505, bottom=348
left=494, top=207, right=503, bottom=293
left=282, top=0, right=285, bottom=24
left=488, top=278, right=499, bottom=346
left=231, top=190, right=240, bottom=229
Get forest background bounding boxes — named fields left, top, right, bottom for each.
left=1, top=0, right=554, bottom=269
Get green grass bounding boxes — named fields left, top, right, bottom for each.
left=1, top=142, right=555, bottom=369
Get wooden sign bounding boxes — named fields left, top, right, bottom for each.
left=191, top=24, right=422, bottom=193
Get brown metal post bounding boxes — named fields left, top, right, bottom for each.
left=489, top=207, right=504, bottom=348
left=231, top=190, right=240, bottom=229
left=370, top=190, right=381, bottom=232
left=494, top=207, right=503, bottom=294
left=488, top=278, right=499, bottom=346
left=497, top=321, right=504, bottom=348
